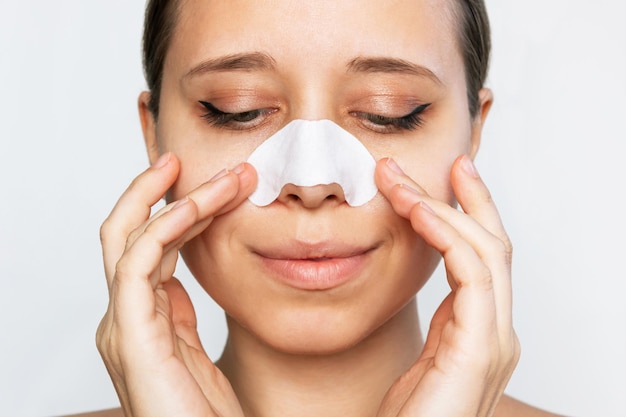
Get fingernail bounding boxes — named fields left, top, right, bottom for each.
left=400, top=183, right=424, bottom=196
left=152, top=152, right=170, bottom=169
left=461, top=155, right=479, bottom=178
left=232, top=163, right=246, bottom=175
left=209, top=169, right=229, bottom=182
left=172, top=196, right=189, bottom=210
left=386, top=158, right=405, bottom=175
left=419, top=201, right=437, bottom=216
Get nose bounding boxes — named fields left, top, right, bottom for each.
left=277, top=182, right=346, bottom=209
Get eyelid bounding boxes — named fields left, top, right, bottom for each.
left=198, top=100, right=276, bottom=130
left=403, top=103, right=430, bottom=117
left=352, top=102, right=431, bottom=133
left=360, top=102, right=431, bottom=119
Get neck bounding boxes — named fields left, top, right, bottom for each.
left=217, top=298, right=424, bottom=417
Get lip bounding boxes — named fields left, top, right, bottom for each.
left=253, top=241, right=376, bottom=290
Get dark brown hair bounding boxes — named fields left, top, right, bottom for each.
left=142, top=0, right=490, bottom=118
left=142, top=0, right=180, bottom=117
left=454, top=0, right=491, bottom=118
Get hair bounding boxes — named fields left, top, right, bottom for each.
left=142, top=0, right=491, bottom=118
left=454, top=0, right=491, bottom=118
left=142, top=0, right=180, bottom=117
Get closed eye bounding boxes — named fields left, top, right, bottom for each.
left=199, top=101, right=275, bottom=130
left=354, top=103, right=430, bottom=133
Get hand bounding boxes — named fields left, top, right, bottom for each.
left=375, top=155, right=520, bottom=417
left=96, top=153, right=256, bottom=417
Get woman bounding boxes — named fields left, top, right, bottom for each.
left=85, top=0, right=566, bottom=416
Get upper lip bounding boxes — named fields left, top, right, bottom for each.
left=253, top=240, right=377, bottom=260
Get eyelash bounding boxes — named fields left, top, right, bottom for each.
left=198, top=101, right=431, bottom=132
left=353, top=103, right=431, bottom=133
left=199, top=101, right=274, bottom=130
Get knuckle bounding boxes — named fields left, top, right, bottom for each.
left=499, top=330, right=521, bottom=374
left=510, top=331, right=522, bottom=365
left=114, top=257, right=133, bottom=281
left=503, top=237, right=514, bottom=265
left=125, top=227, right=143, bottom=251
left=99, top=217, right=114, bottom=244
left=481, top=188, right=494, bottom=206
left=475, top=265, right=494, bottom=289
left=488, top=236, right=513, bottom=267
left=95, top=318, right=112, bottom=357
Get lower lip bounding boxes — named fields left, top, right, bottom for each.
left=258, top=253, right=369, bottom=290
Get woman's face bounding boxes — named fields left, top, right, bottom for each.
left=142, top=0, right=487, bottom=354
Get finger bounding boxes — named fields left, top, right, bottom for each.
left=190, top=162, right=257, bottom=218
left=375, top=157, right=432, bottom=219
left=376, top=157, right=506, bottom=274
left=376, top=158, right=498, bottom=247
left=450, top=156, right=513, bottom=332
left=409, top=201, right=497, bottom=337
left=113, top=196, right=200, bottom=328
left=420, top=292, right=454, bottom=360
left=125, top=163, right=257, bottom=255
left=163, top=277, right=204, bottom=351
left=451, top=155, right=511, bottom=252
left=115, top=169, right=249, bottom=326
left=100, top=152, right=179, bottom=289
left=167, top=162, right=257, bottom=248
left=376, top=157, right=486, bottom=237
left=376, top=157, right=513, bottom=330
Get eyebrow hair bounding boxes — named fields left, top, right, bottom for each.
left=346, top=56, right=442, bottom=85
left=185, top=52, right=277, bottom=79
left=184, top=53, right=441, bottom=85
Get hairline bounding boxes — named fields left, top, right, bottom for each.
left=146, top=0, right=486, bottom=118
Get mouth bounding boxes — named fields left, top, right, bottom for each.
left=253, top=241, right=377, bottom=290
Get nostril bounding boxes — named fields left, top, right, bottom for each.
left=277, top=183, right=346, bottom=208
left=287, top=193, right=301, bottom=202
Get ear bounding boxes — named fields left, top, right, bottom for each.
left=138, top=91, right=160, bottom=165
left=469, top=88, right=493, bottom=160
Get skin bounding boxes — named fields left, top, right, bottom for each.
left=89, top=1, right=567, bottom=416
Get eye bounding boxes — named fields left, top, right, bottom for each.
left=198, top=101, right=275, bottom=130
left=354, top=103, right=431, bottom=133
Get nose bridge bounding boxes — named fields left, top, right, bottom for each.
left=291, top=85, right=337, bottom=121
left=287, top=57, right=340, bottom=121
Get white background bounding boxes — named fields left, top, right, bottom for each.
left=1, top=1, right=624, bottom=416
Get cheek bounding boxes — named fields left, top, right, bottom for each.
left=178, top=211, right=250, bottom=314
left=163, top=141, right=256, bottom=201
left=155, top=120, right=262, bottom=201
left=377, top=125, right=472, bottom=205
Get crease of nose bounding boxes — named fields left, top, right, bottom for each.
left=277, top=183, right=346, bottom=209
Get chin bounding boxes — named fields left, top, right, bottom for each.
left=263, top=312, right=377, bottom=355
left=223, top=289, right=419, bottom=357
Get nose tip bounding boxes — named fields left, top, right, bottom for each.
left=277, top=183, right=346, bottom=208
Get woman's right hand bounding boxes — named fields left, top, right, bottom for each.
left=96, top=152, right=256, bottom=417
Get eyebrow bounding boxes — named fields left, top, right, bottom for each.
left=184, top=52, right=277, bottom=79
left=346, top=56, right=442, bottom=85
left=184, top=52, right=442, bottom=85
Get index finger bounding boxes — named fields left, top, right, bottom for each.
left=451, top=155, right=511, bottom=256
left=100, top=152, right=179, bottom=288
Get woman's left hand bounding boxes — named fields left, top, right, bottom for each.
left=375, top=155, right=520, bottom=417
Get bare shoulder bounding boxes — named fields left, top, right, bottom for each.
left=59, top=408, right=124, bottom=417
left=496, top=395, right=570, bottom=417
left=58, top=397, right=570, bottom=417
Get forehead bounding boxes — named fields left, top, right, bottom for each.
left=168, top=0, right=461, bottom=83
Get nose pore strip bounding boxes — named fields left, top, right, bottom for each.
left=247, top=119, right=378, bottom=207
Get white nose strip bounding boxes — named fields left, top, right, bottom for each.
left=247, top=119, right=378, bottom=207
